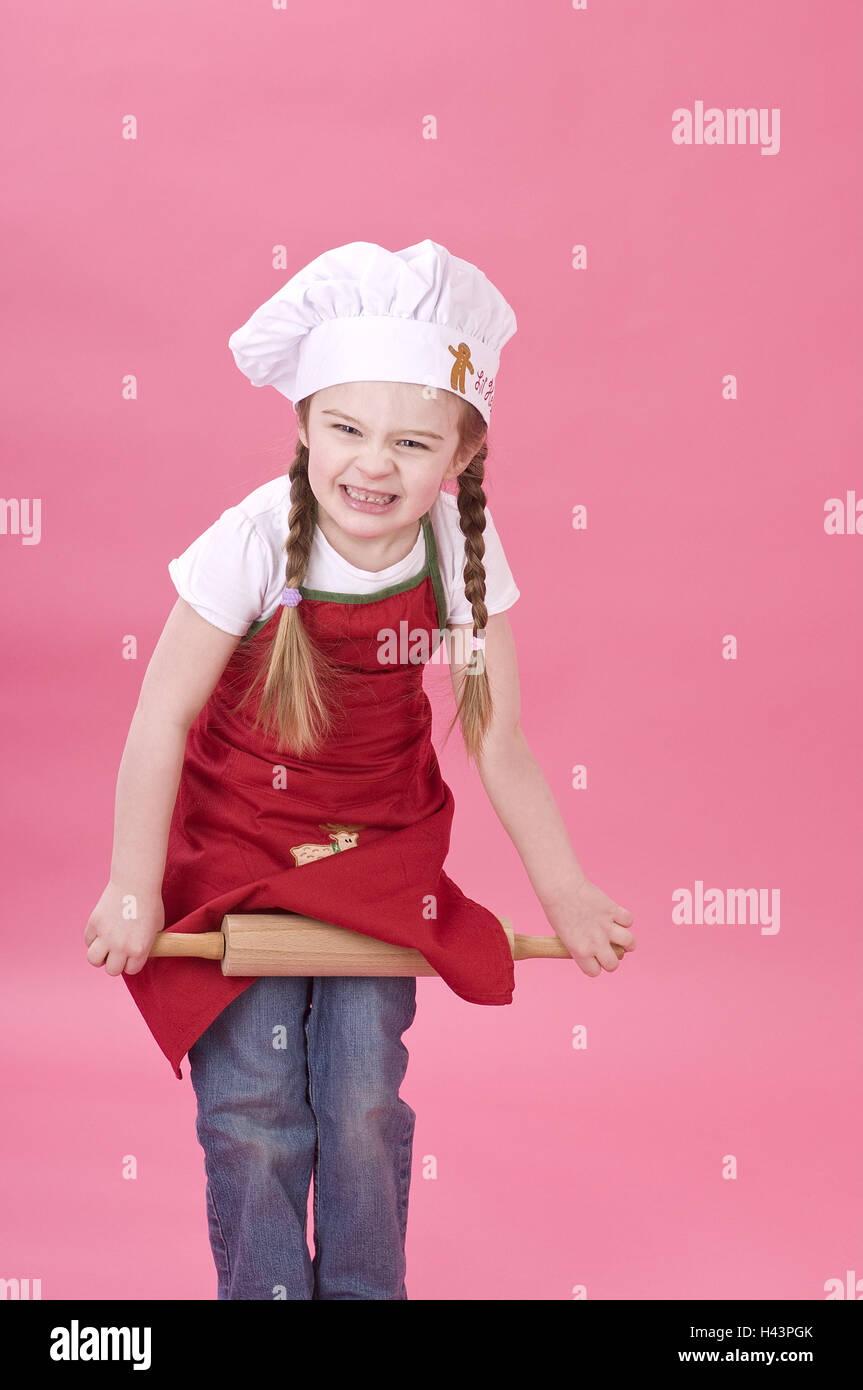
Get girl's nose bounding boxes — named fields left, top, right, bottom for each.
left=355, top=453, right=397, bottom=482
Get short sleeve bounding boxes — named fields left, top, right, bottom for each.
left=445, top=501, right=520, bottom=627
left=168, top=506, right=273, bottom=636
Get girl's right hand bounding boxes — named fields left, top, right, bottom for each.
left=84, top=880, right=165, bottom=977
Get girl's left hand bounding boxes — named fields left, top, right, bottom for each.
left=543, top=877, right=636, bottom=978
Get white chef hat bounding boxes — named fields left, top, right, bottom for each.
left=227, top=238, right=517, bottom=427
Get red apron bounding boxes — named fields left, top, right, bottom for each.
left=124, top=509, right=515, bottom=1079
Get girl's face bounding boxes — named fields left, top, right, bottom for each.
left=298, top=381, right=468, bottom=542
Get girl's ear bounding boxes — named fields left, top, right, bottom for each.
left=443, top=446, right=470, bottom=483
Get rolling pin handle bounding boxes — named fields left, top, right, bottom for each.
left=148, top=930, right=225, bottom=960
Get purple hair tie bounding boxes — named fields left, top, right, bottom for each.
left=281, top=586, right=303, bottom=607
left=472, top=634, right=486, bottom=651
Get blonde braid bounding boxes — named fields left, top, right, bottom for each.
left=442, top=424, right=495, bottom=764
left=231, top=400, right=345, bottom=757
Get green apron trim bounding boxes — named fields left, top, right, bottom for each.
left=241, top=509, right=449, bottom=642
left=422, top=510, right=449, bottom=634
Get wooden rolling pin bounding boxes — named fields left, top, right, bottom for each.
left=148, top=911, right=626, bottom=976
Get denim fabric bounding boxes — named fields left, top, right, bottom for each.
left=188, top=973, right=417, bottom=1300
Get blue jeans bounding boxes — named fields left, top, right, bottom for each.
left=187, top=974, right=418, bottom=1300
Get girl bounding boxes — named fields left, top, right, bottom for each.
left=84, top=239, right=636, bottom=1300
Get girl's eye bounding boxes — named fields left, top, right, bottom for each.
left=331, top=423, right=426, bottom=449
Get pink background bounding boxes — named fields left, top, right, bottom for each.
left=2, top=0, right=860, bottom=1301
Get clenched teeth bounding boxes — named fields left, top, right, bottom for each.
left=344, top=485, right=396, bottom=504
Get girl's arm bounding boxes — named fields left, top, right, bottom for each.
left=85, top=599, right=241, bottom=977
left=448, top=613, right=635, bottom=977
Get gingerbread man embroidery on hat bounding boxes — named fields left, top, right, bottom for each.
left=448, top=341, right=475, bottom=395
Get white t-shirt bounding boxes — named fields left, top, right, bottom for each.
left=167, top=474, right=520, bottom=637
